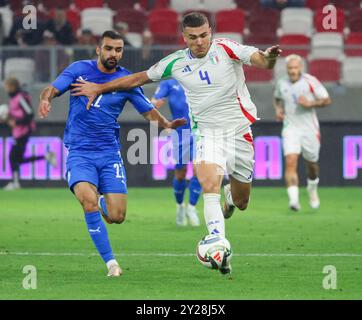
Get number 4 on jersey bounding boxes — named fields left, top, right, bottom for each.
left=199, top=70, right=211, bottom=85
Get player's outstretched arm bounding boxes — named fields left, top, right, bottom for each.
left=143, top=108, right=187, bottom=130
left=71, top=71, right=153, bottom=110
left=251, top=45, right=282, bottom=69
left=38, top=85, right=60, bottom=119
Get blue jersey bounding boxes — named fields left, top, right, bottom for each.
left=153, top=79, right=190, bottom=131
left=52, top=60, right=154, bottom=151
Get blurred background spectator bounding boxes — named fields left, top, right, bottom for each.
left=46, top=9, right=74, bottom=45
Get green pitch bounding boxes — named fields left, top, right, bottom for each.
left=0, top=187, right=361, bottom=300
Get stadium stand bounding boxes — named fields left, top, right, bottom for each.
left=215, top=9, right=245, bottom=33
left=310, top=32, right=344, bottom=60
left=170, top=0, right=203, bottom=12
left=148, top=8, right=179, bottom=44
left=74, top=0, right=104, bottom=11
left=345, top=32, right=362, bottom=56
left=106, top=0, right=137, bottom=10
left=81, top=7, right=114, bottom=36
left=114, top=9, right=147, bottom=33
left=308, top=58, right=341, bottom=82
left=279, top=34, right=310, bottom=57
left=280, top=8, right=314, bottom=36
left=4, top=57, right=35, bottom=87
left=342, top=57, right=362, bottom=86
left=202, top=0, right=237, bottom=12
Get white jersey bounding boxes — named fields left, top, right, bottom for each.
left=274, top=73, right=330, bottom=133
left=147, top=38, right=259, bottom=137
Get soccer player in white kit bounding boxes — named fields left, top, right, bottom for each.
left=72, top=12, right=282, bottom=274
left=273, top=54, right=331, bottom=211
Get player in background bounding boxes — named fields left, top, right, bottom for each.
left=71, top=13, right=281, bottom=275
left=38, top=31, right=185, bottom=277
left=1, top=77, right=56, bottom=190
left=273, top=54, right=331, bottom=211
left=151, top=79, right=202, bottom=227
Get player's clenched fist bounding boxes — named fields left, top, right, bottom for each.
left=38, top=99, right=51, bottom=119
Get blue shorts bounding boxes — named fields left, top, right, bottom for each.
left=66, top=149, right=127, bottom=194
left=171, top=129, right=195, bottom=170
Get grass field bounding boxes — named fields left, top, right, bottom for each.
left=0, top=187, right=361, bottom=300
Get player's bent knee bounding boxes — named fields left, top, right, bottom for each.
left=110, top=209, right=126, bottom=224
left=81, top=200, right=99, bottom=213
left=234, top=198, right=249, bottom=211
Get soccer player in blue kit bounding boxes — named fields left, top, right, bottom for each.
left=151, top=79, right=202, bottom=227
left=37, top=31, right=185, bottom=277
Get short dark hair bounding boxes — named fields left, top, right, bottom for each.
left=99, top=30, right=123, bottom=45
left=182, top=12, right=209, bottom=30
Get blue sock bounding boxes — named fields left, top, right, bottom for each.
left=99, top=196, right=108, bottom=217
left=84, top=211, right=114, bottom=264
left=189, top=176, right=202, bottom=206
left=173, top=178, right=187, bottom=204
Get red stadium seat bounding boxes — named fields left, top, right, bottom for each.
left=314, top=8, right=345, bottom=33
left=332, top=0, right=361, bottom=11
left=9, top=0, right=23, bottom=11
left=115, top=9, right=147, bottom=33
left=234, top=0, right=262, bottom=13
left=66, top=9, right=81, bottom=33
left=74, top=0, right=104, bottom=11
left=308, top=59, right=341, bottom=82
left=148, top=8, right=179, bottom=44
left=244, top=33, right=278, bottom=46
left=349, top=10, right=362, bottom=32
left=345, top=32, right=362, bottom=56
left=139, top=0, right=170, bottom=10
left=148, top=8, right=178, bottom=21
left=279, top=34, right=310, bottom=57
left=215, top=9, right=245, bottom=33
left=40, top=0, right=72, bottom=10
left=106, top=0, right=136, bottom=10
left=305, top=0, right=330, bottom=10
left=243, top=65, right=273, bottom=82
left=248, top=11, right=279, bottom=35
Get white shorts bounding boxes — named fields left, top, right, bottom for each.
left=195, top=131, right=255, bottom=183
left=282, top=128, right=321, bottom=162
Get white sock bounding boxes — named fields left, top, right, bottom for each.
left=188, top=204, right=195, bottom=210
left=287, top=186, right=299, bottom=204
left=203, top=193, right=225, bottom=238
left=307, top=177, right=319, bottom=190
left=226, top=189, right=234, bottom=207
left=13, top=171, right=19, bottom=184
left=106, top=259, right=118, bottom=269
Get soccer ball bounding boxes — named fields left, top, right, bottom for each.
left=196, top=234, right=232, bottom=270
left=0, top=104, right=9, bottom=121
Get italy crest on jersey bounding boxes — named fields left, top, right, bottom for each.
left=209, top=51, right=219, bottom=65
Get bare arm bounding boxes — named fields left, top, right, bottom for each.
left=38, top=85, right=60, bottom=119
left=250, top=45, right=282, bottom=69
left=273, top=98, right=285, bottom=121
left=142, top=108, right=186, bottom=129
left=298, top=96, right=332, bottom=109
left=71, top=71, right=153, bottom=110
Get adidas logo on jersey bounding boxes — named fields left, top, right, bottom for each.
left=182, top=65, right=192, bottom=73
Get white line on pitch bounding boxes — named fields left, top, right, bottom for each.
left=0, top=251, right=362, bottom=257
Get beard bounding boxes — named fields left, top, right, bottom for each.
left=101, top=56, right=118, bottom=70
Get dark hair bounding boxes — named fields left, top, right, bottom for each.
left=99, top=30, right=123, bottom=45
left=182, top=12, right=209, bottom=30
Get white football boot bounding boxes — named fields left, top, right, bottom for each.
left=307, top=178, right=320, bottom=209
left=186, top=204, right=200, bottom=227
left=3, top=181, right=21, bottom=191
left=176, top=203, right=187, bottom=226
left=222, top=184, right=235, bottom=219
left=107, top=260, right=122, bottom=277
